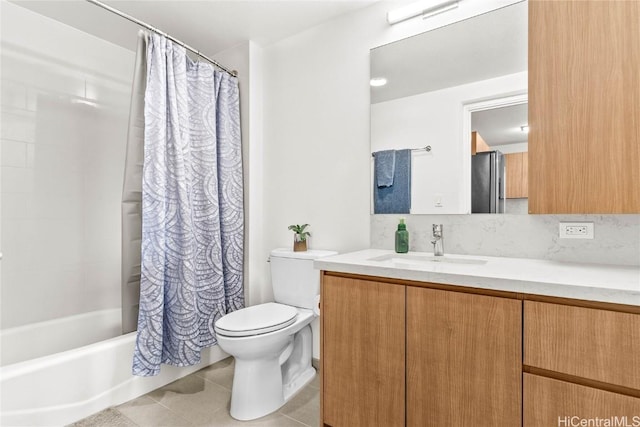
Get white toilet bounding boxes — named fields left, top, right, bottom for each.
left=214, top=248, right=337, bottom=421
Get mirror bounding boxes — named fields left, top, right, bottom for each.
left=470, top=100, right=528, bottom=214
left=370, top=1, right=527, bottom=214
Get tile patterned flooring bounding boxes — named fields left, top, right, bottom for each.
left=69, top=358, right=319, bottom=427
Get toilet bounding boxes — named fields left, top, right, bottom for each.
left=214, top=248, right=337, bottom=421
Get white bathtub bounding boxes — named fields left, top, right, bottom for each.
left=1, top=309, right=123, bottom=366
left=0, top=310, right=227, bottom=426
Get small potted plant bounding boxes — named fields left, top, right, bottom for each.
left=288, top=223, right=311, bottom=252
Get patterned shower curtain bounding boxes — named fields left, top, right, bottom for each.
left=132, top=33, right=244, bottom=376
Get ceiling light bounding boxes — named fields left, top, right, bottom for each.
left=370, top=77, right=388, bottom=87
left=72, top=98, right=99, bottom=108
left=387, top=0, right=459, bottom=25
left=521, top=125, right=529, bottom=133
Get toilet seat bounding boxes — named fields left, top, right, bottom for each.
left=214, top=303, right=298, bottom=337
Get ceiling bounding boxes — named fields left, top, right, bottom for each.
left=9, top=0, right=378, bottom=57
left=472, top=103, right=528, bottom=146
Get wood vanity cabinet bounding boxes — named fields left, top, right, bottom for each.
left=321, top=272, right=640, bottom=427
left=528, top=0, right=640, bottom=213
left=320, top=273, right=522, bottom=427
left=523, top=301, right=640, bottom=426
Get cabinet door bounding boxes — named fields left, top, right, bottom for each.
left=407, top=287, right=522, bottom=427
left=322, top=275, right=405, bottom=427
left=529, top=1, right=640, bottom=213
left=505, top=152, right=528, bottom=199
left=471, top=131, right=491, bottom=155
left=524, top=374, right=640, bottom=427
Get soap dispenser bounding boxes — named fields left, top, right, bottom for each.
left=395, top=218, right=409, bottom=253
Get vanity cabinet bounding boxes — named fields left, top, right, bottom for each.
left=528, top=0, right=640, bottom=213
left=321, top=273, right=522, bottom=427
left=321, top=271, right=640, bottom=427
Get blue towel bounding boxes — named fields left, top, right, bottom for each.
left=374, top=150, right=395, bottom=187
left=374, top=149, right=411, bottom=214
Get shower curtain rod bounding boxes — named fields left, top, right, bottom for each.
left=85, top=0, right=237, bottom=77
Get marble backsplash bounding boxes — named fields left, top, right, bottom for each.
left=371, top=214, right=640, bottom=266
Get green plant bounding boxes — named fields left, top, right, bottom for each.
left=288, top=224, right=311, bottom=241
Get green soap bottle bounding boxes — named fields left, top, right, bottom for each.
left=395, top=218, right=409, bottom=253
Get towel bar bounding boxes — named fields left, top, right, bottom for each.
left=372, top=146, right=431, bottom=157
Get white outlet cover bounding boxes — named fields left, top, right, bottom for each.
left=559, top=222, right=594, bottom=239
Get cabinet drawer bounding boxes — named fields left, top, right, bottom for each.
left=524, top=374, right=640, bottom=427
left=524, top=301, right=640, bottom=389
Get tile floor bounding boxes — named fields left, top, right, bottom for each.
left=69, top=358, right=319, bottom=427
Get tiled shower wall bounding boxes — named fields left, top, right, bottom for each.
left=0, top=2, right=135, bottom=329
left=371, top=214, right=640, bottom=266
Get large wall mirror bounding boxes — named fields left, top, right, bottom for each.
left=370, top=1, right=527, bottom=214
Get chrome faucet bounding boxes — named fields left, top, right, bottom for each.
left=431, top=224, right=444, bottom=256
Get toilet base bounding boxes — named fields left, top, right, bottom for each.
left=229, top=357, right=284, bottom=420
left=229, top=361, right=316, bottom=421
left=228, top=324, right=315, bottom=421
left=283, top=365, right=315, bottom=402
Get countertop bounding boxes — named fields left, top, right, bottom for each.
left=314, top=249, right=640, bottom=306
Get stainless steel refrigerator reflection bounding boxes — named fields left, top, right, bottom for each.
left=471, top=151, right=505, bottom=213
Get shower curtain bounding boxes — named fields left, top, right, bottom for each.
left=131, top=33, right=244, bottom=377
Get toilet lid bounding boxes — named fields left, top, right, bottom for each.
left=214, top=302, right=298, bottom=337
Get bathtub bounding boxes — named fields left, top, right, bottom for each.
left=1, top=309, right=123, bottom=366
left=0, top=310, right=228, bottom=426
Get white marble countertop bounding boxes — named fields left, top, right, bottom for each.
left=314, top=249, right=640, bottom=306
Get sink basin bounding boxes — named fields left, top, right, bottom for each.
left=368, top=253, right=487, bottom=266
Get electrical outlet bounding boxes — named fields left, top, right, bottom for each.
left=559, top=222, right=594, bottom=239
left=566, top=225, right=588, bottom=235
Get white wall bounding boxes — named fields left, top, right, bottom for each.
left=1, top=1, right=134, bottom=328
left=246, top=43, right=269, bottom=306
left=371, top=71, right=527, bottom=214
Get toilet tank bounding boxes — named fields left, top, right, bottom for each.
left=270, top=248, right=337, bottom=309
